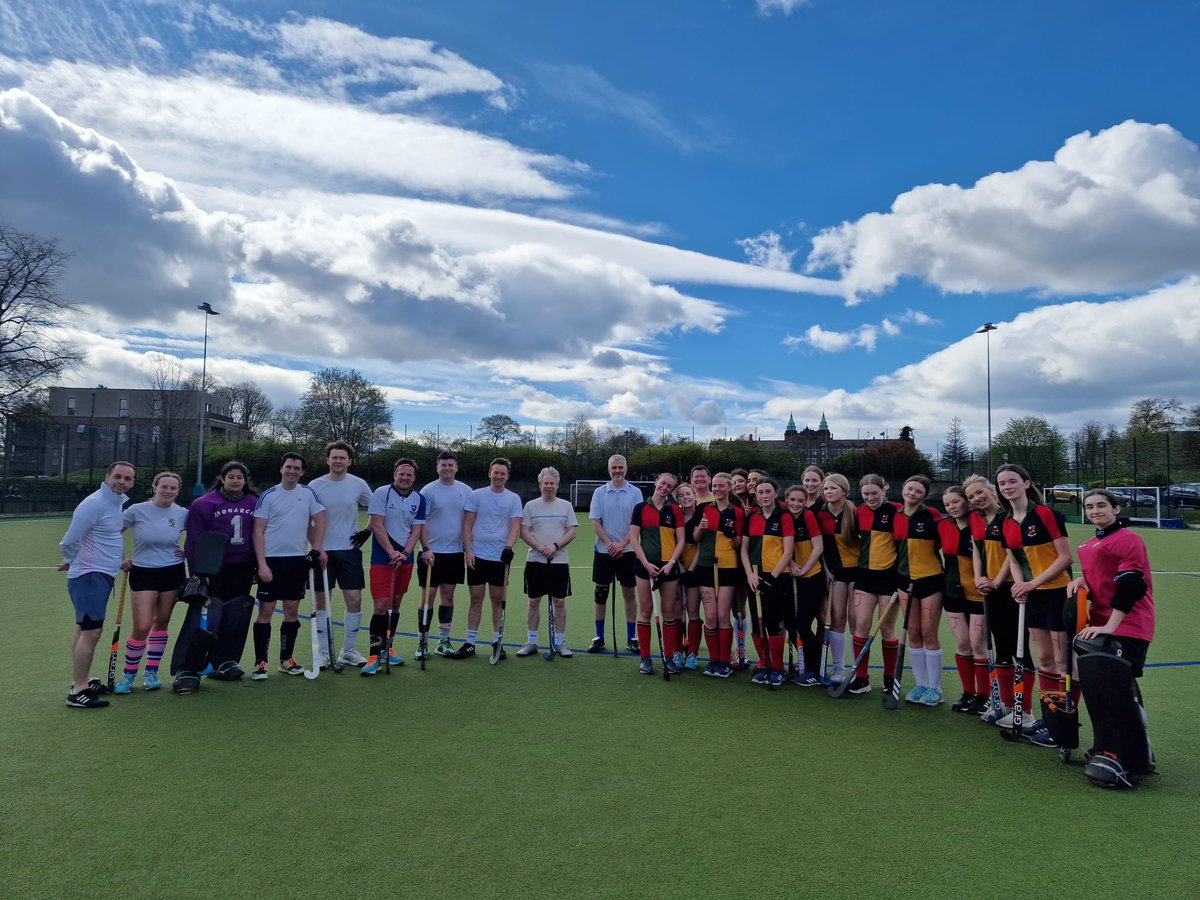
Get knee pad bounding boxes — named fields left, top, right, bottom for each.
left=594, top=584, right=609, bottom=605
left=79, top=614, right=104, bottom=632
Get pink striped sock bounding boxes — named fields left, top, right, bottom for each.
left=146, top=630, right=169, bottom=673
left=123, top=637, right=147, bottom=676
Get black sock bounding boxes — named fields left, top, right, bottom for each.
left=370, top=613, right=388, bottom=655
left=253, top=622, right=270, bottom=663
left=280, top=620, right=300, bottom=660
left=438, top=604, right=453, bottom=626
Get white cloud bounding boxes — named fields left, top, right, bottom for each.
left=756, top=0, right=813, bottom=16
left=736, top=230, right=796, bottom=271
left=806, top=120, right=1200, bottom=299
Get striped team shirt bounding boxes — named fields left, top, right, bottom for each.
left=939, top=517, right=983, bottom=602
left=818, top=505, right=861, bottom=576
left=790, top=508, right=823, bottom=578
left=970, top=510, right=1010, bottom=583
left=895, top=505, right=943, bottom=580
left=631, top=501, right=684, bottom=563
left=856, top=502, right=900, bottom=571
left=744, top=507, right=794, bottom=573
left=1001, top=504, right=1071, bottom=588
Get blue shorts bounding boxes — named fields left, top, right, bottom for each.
left=68, top=572, right=114, bottom=628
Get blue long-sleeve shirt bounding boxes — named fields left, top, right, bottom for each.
left=59, top=482, right=128, bottom=578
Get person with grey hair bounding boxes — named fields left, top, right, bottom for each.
left=588, top=454, right=641, bottom=653
left=519, top=467, right=577, bottom=656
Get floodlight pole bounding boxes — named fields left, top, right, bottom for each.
left=195, top=302, right=220, bottom=498
left=976, top=323, right=998, bottom=475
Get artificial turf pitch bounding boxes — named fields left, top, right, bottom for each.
left=2, top=515, right=1197, bottom=899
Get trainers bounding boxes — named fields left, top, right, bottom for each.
left=339, top=647, right=369, bottom=667
left=920, top=688, right=944, bottom=707
left=767, top=669, right=785, bottom=688
left=951, top=692, right=976, bottom=712
left=883, top=676, right=896, bottom=695
left=557, top=643, right=573, bottom=658
left=995, top=709, right=1032, bottom=730
left=702, top=661, right=719, bottom=677
left=795, top=672, right=821, bottom=687
left=672, top=650, right=685, bottom=669
left=1026, top=724, right=1057, bottom=748
left=750, top=668, right=768, bottom=685
left=639, top=657, right=654, bottom=675
left=387, top=649, right=405, bottom=666
left=250, top=661, right=269, bottom=680
left=434, top=639, right=454, bottom=657
left=982, top=703, right=1011, bottom=725
left=144, top=670, right=162, bottom=691
left=905, top=686, right=928, bottom=705
left=684, top=652, right=698, bottom=670
left=449, top=642, right=476, bottom=660
left=516, top=642, right=538, bottom=657
left=665, top=657, right=681, bottom=676
left=733, top=656, right=751, bottom=672
left=66, top=687, right=109, bottom=709
left=278, top=658, right=304, bottom=676
left=827, top=667, right=845, bottom=685
left=361, top=656, right=381, bottom=676
left=319, top=649, right=331, bottom=670
left=626, top=638, right=641, bottom=654
left=966, top=695, right=990, bottom=715
left=587, top=637, right=606, bottom=654
left=114, top=672, right=136, bottom=695
left=413, top=644, right=430, bottom=661
left=715, top=661, right=733, bottom=679
left=847, top=677, right=872, bottom=695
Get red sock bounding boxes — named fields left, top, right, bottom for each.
left=768, top=634, right=785, bottom=670
left=687, top=620, right=702, bottom=656
left=663, top=619, right=678, bottom=657
left=853, top=635, right=869, bottom=679
left=719, top=626, right=733, bottom=663
left=1037, top=667, right=1055, bottom=693
left=882, top=639, right=899, bottom=679
left=637, top=622, right=652, bottom=659
left=703, top=627, right=718, bottom=662
left=751, top=633, right=765, bottom=667
left=675, top=620, right=686, bottom=651
left=955, top=654, right=975, bottom=693
left=974, top=658, right=990, bottom=697
left=996, top=663, right=1015, bottom=707
left=1022, top=670, right=1036, bottom=703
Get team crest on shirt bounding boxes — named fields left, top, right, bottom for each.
left=168, top=518, right=176, bottom=527
left=1026, top=524, right=1038, bottom=537
left=913, top=522, right=926, bottom=534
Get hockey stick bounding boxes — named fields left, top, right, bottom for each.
left=788, top=577, right=798, bottom=677
left=827, top=591, right=900, bottom=698
left=543, top=593, right=557, bottom=661
left=106, top=570, right=130, bottom=692
left=610, top=578, right=619, bottom=658
left=652, top=577, right=669, bottom=682
left=982, top=590, right=1005, bottom=718
left=818, top=587, right=832, bottom=686
left=490, top=563, right=509, bottom=665
left=1001, top=602, right=1028, bottom=743
left=304, top=562, right=321, bottom=680
left=882, top=590, right=914, bottom=710
left=418, top=565, right=432, bottom=671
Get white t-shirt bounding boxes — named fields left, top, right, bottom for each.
left=522, top=497, right=576, bottom=564
left=254, top=484, right=325, bottom=557
left=308, top=474, right=372, bottom=551
left=420, top=479, right=474, bottom=554
left=123, top=501, right=187, bottom=568
left=465, top=487, right=523, bottom=562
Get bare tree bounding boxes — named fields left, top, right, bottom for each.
left=142, top=353, right=201, bottom=468
left=215, top=380, right=274, bottom=438
left=267, top=405, right=304, bottom=443
left=0, top=225, right=85, bottom=413
left=1128, top=397, right=1183, bottom=434
left=477, top=413, right=521, bottom=446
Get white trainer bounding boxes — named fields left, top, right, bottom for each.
left=516, top=642, right=539, bottom=657
left=338, top=647, right=368, bottom=667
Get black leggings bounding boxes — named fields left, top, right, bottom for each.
left=782, top=575, right=826, bottom=673
left=985, top=584, right=1033, bottom=667
left=748, top=573, right=786, bottom=637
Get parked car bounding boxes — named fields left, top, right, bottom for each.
left=1048, top=483, right=1087, bottom=504
left=1106, top=487, right=1159, bottom=510
left=1165, top=483, right=1200, bottom=510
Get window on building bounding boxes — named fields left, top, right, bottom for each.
left=118, top=398, right=128, bottom=417
left=118, top=424, right=128, bottom=443
left=151, top=426, right=160, bottom=444
left=67, top=397, right=76, bottom=415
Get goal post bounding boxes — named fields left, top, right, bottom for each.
left=1080, top=486, right=1164, bottom=528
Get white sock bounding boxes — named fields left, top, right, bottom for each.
left=927, top=649, right=943, bottom=691
left=908, top=648, right=927, bottom=688
left=829, top=631, right=846, bottom=671
left=555, top=632, right=566, bottom=648
left=493, top=630, right=502, bottom=642
left=342, top=611, right=362, bottom=652
left=527, top=630, right=538, bottom=644
left=315, top=610, right=328, bottom=643
left=466, top=629, right=478, bottom=643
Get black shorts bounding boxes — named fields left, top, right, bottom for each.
left=942, top=589, right=969, bottom=615
left=313, top=549, right=364, bottom=592
left=525, top=562, right=571, bottom=599
left=855, top=566, right=898, bottom=597
left=634, top=559, right=680, bottom=582
left=1112, top=635, right=1150, bottom=678
left=593, top=552, right=636, bottom=588
left=1025, top=586, right=1068, bottom=632
left=210, top=561, right=256, bottom=600
left=129, top=562, right=186, bottom=593
left=257, top=556, right=310, bottom=603
left=467, top=558, right=507, bottom=587
left=829, top=564, right=856, bottom=585
left=418, top=552, right=465, bottom=588
left=909, top=574, right=943, bottom=601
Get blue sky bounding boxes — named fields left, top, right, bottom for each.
left=2, top=0, right=1198, bottom=452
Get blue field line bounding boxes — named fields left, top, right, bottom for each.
left=269, top=606, right=1200, bottom=669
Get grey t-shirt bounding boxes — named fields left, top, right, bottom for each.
left=308, top=474, right=372, bottom=551
left=522, top=497, right=576, bottom=564
left=123, top=501, right=187, bottom=568
left=465, top=487, right=523, bottom=562
left=420, top=479, right=473, bottom=554
left=254, top=484, right=325, bottom=557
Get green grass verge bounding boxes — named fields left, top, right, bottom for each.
left=2, top=517, right=1197, bottom=899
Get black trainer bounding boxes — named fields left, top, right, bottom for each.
left=847, top=677, right=872, bottom=695
left=587, top=637, right=606, bottom=653
left=449, top=642, right=476, bottom=659
left=951, top=692, right=976, bottom=712
left=625, top=637, right=640, bottom=654
left=66, top=687, right=110, bottom=709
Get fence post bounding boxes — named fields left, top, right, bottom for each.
left=1132, top=436, right=1137, bottom=488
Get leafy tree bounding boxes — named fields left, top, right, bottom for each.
left=0, top=225, right=84, bottom=413
left=477, top=413, right=521, bottom=445
left=296, top=367, right=393, bottom=452
left=993, top=416, right=1068, bottom=484
left=939, top=417, right=969, bottom=481
left=899, top=425, right=915, bottom=443
left=267, top=405, right=304, bottom=443
left=1128, top=397, right=1182, bottom=434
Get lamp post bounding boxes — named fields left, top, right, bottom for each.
left=194, top=302, right=220, bottom=498
left=976, top=322, right=999, bottom=475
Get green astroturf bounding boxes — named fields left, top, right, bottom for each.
left=1, top=516, right=1198, bottom=899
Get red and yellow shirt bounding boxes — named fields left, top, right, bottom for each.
left=790, top=508, right=823, bottom=579
left=818, top=505, right=861, bottom=575
left=1001, top=504, right=1071, bottom=588
left=744, top=507, right=793, bottom=573
left=969, top=510, right=1009, bottom=583
left=856, top=502, right=900, bottom=572
left=894, top=505, right=943, bottom=580
left=939, top=517, right=983, bottom=602
left=631, top=501, right=683, bottom=563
